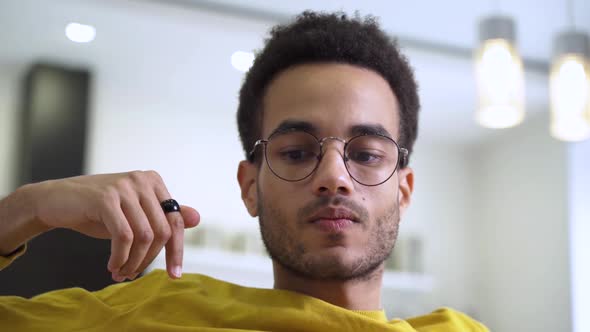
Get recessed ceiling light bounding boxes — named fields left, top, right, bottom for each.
left=231, top=51, right=254, bottom=72
left=65, top=22, right=96, bottom=43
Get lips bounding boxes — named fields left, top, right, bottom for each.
left=307, top=207, right=360, bottom=223
left=308, top=207, right=359, bottom=233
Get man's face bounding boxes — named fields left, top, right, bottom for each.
left=239, top=63, right=413, bottom=281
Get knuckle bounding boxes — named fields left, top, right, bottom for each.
left=136, top=228, right=154, bottom=244
left=147, top=170, right=168, bottom=193
left=99, top=187, right=119, bottom=207
left=132, top=171, right=158, bottom=193
left=155, top=226, right=172, bottom=243
left=146, top=170, right=163, bottom=182
left=116, top=229, right=134, bottom=244
left=169, top=217, right=184, bottom=230
left=128, top=170, right=145, bottom=183
left=115, top=177, right=133, bottom=192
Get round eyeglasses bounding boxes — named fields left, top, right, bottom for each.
left=248, top=130, right=408, bottom=186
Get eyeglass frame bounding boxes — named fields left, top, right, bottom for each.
left=248, top=129, right=409, bottom=186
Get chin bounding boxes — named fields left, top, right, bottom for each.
left=304, top=246, right=361, bottom=267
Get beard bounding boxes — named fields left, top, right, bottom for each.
left=257, top=190, right=400, bottom=282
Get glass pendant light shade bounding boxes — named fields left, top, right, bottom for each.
left=475, top=16, right=526, bottom=129
left=550, top=31, right=590, bottom=142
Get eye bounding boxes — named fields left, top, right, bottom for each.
left=348, top=150, right=384, bottom=165
left=278, top=148, right=317, bottom=163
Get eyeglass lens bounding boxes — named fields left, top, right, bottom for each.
left=264, top=131, right=400, bottom=185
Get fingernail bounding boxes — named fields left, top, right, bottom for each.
left=172, top=266, right=182, bottom=278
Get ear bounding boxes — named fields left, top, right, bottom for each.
left=237, top=160, right=259, bottom=217
left=397, top=167, right=414, bottom=218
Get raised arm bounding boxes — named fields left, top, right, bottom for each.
left=0, top=183, right=50, bottom=256
left=0, top=171, right=200, bottom=281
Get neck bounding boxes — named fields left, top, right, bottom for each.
left=272, top=262, right=384, bottom=311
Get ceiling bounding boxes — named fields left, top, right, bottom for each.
left=177, top=0, right=590, bottom=64
left=0, top=0, right=588, bottom=146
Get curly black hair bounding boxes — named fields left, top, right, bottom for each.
left=237, top=11, right=420, bottom=167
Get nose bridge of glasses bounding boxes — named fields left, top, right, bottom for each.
left=315, top=136, right=351, bottom=178
left=318, top=136, right=347, bottom=157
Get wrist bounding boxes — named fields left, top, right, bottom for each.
left=17, top=182, right=54, bottom=233
left=0, top=182, right=53, bottom=255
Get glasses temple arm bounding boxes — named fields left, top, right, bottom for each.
left=248, top=139, right=267, bottom=161
left=399, top=148, right=409, bottom=168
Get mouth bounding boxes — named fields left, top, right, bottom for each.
left=308, top=207, right=360, bottom=233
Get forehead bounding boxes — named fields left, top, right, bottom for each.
left=261, top=63, right=400, bottom=139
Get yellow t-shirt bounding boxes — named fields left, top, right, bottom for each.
left=0, top=247, right=488, bottom=331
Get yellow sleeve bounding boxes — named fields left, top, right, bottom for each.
left=0, top=244, right=27, bottom=271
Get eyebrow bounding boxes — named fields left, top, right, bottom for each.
left=349, top=124, right=393, bottom=139
left=269, top=120, right=393, bottom=139
left=269, top=120, right=319, bottom=137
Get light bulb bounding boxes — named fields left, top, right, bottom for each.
left=65, top=23, right=96, bottom=43
left=550, top=55, right=590, bottom=141
left=475, top=39, right=526, bottom=128
left=231, top=51, right=254, bottom=72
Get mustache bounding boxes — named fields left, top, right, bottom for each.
left=297, top=196, right=369, bottom=223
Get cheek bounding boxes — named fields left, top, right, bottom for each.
left=361, top=184, right=398, bottom=214
left=259, top=168, right=296, bottom=204
left=258, top=165, right=274, bottom=191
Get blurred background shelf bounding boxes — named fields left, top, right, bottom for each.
left=148, top=245, right=434, bottom=292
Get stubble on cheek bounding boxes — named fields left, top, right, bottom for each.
left=257, top=184, right=401, bottom=281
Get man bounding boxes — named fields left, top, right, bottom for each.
left=0, top=11, right=488, bottom=331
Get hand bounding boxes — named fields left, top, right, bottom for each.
left=31, top=171, right=200, bottom=281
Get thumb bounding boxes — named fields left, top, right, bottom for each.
left=180, top=205, right=200, bottom=228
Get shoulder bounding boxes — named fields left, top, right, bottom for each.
left=405, top=307, right=489, bottom=332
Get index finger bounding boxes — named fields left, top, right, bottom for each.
left=164, top=212, right=185, bottom=279
left=152, top=179, right=185, bottom=279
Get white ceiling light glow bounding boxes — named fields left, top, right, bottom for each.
left=65, top=22, right=96, bottom=43
left=474, top=16, right=526, bottom=129
left=550, top=32, right=590, bottom=141
left=231, top=51, right=254, bottom=72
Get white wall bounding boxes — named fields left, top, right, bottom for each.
left=396, top=140, right=479, bottom=318
left=473, top=113, right=571, bottom=331
left=569, top=140, right=590, bottom=332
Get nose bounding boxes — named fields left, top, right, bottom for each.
left=311, top=141, right=355, bottom=196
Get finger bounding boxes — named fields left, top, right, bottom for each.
left=164, top=211, right=185, bottom=279
left=117, top=199, right=154, bottom=277
left=151, top=181, right=185, bottom=279
left=180, top=205, right=200, bottom=228
left=101, top=206, right=133, bottom=274
left=131, top=194, right=172, bottom=277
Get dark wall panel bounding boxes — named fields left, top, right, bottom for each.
left=0, top=64, right=114, bottom=297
